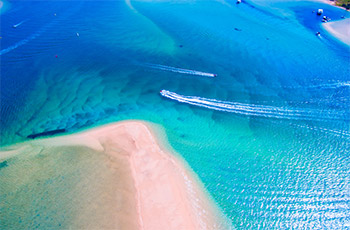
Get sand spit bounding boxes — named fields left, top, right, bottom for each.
left=322, top=18, right=350, bottom=46
left=0, top=121, right=230, bottom=230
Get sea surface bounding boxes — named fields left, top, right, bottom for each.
left=1, top=0, right=349, bottom=229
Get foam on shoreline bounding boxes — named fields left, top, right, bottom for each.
left=0, top=121, right=230, bottom=229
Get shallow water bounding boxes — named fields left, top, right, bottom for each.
left=1, top=0, right=349, bottom=228
left=0, top=145, right=139, bottom=229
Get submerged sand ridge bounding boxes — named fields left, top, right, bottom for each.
left=322, top=18, right=350, bottom=46
left=0, top=121, right=230, bottom=229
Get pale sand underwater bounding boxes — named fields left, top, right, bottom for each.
left=322, top=18, right=350, bottom=45
left=1, top=0, right=349, bottom=228
left=0, top=121, right=230, bottom=229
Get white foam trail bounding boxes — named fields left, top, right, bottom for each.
left=144, top=63, right=217, bottom=78
left=1, top=6, right=78, bottom=56
left=160, top=90, right=347, bottom=121
left=13, top=20, right=26, bottom=28
left=284, top=81, right=350, bottom=90
left=0, top=32, right=41, bottom=56
left=310, top=81, right=350, bottom=89
left=293, top=123, right=350, bottom=138
left=0, top=23, right=47, bottom=56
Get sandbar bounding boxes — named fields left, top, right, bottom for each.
left=0, top=121, right=230, bottom=229
left=322, top=18, right=350, bottom=46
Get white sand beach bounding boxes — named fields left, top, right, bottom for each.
left=0, top=121, right=229, bottom=229
left=322, top=18, right=350, bottom=46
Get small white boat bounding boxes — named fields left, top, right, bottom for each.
left=322, top=15, right=331, bottom=22
left=237, top=0, right=242, bottom=3
left=317, top=9, right=323, bottom=15
left=12, top=21, right=25, bottom=28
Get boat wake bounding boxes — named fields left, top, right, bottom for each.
left=309, top=81, right=350, bottom=89
left=292, top=123, right=350, bottom=138
left=0, top=20, right=52, bottom=56
left=143, top=63, right=217, bottom=78
left=12, top=20, right=27, bottom=28
left=281, top=81, right=350, bottom=90
left=0, top=6, right=79, bottom=56
left=160, top=90, right=348, bottom=122
left=0, top=31, right=42, bottom=56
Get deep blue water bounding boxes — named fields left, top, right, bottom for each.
left=1, top=0, right=349, bottom=229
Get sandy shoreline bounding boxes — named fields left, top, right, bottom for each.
left=322, top=18, right=350, bottom=46
left=0, top=121, right=229, bottom=229
left=315, top=0, right=350, bottom=46
left=319, top=0, right=349, bottom=10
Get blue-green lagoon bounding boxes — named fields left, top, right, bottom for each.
left=1, top=0, right=349, bottom=229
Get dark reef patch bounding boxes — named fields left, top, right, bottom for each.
left=27, top=129, right=66, bottom=139
left=0, top=161, right=8, bottom=169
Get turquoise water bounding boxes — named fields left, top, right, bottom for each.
left=1, top=0, right=349, bottom=228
